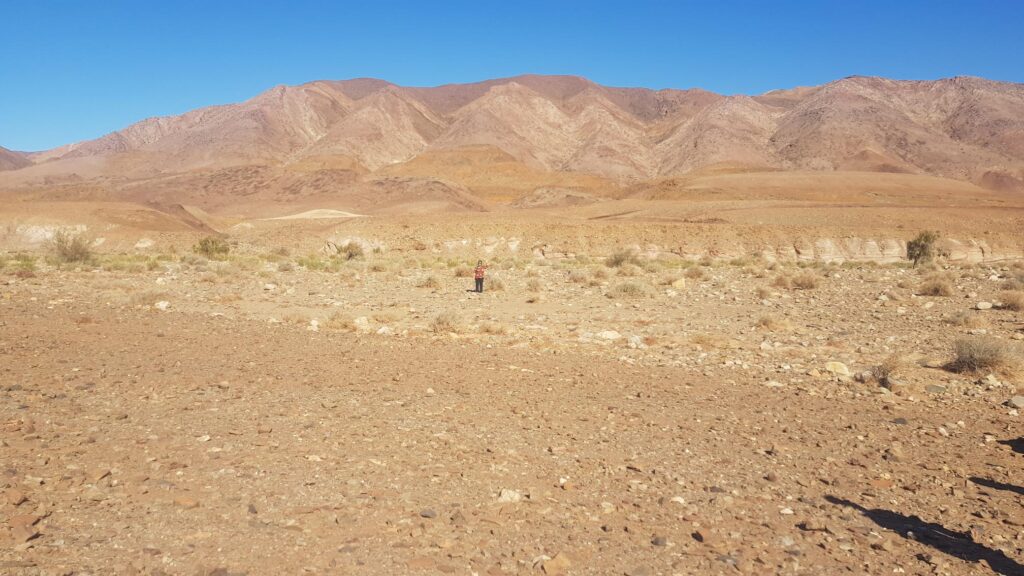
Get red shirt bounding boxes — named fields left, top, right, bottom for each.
left=474, top=265, right=486, bottom=279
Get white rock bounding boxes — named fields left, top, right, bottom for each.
left=596, top=330, right=622, bottom=341
left=354, top=316, right=371, bottom=331
left=825, top=361, right=851, bottom=377
left=497, top=489, right=523, bottom=503
left=976, top=301, right=993, bottom=310
left=154, top=301, right=170, bottom=311
left=263, top=283, right=277, bottom=291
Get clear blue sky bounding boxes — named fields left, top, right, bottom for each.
left=2, top=0, right=1022, bottom=151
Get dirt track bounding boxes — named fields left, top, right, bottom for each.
left=2, top=279, right=1022, bottom=575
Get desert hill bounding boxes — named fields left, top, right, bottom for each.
left=0, top=146, right=30, bottom=171
left=2, top=74, right=1023, bottom=215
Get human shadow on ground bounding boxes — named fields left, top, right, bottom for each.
left=998, top=437, right=1024, bottom=455
left=825, top=496, right=1023, bottom=575
left=970, top=476, right=1024, bottom=497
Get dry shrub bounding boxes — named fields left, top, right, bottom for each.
left=999, top=290, right=1024, bottom=311
left=772, top=274, right=793, bottom=289
left=755, top=286, right=772, bottom=299
left=52, top=230, right=93, bottom=263
left=479, top=321, right=510, bottom=335
left=792, top=272, right=819, bottom=290
left=454, top=265, right=473, bottom=278
left=485, top=276, right=505, bottom=291
left=946, top=311, right=989, bottom=330
left=127, top=290, right=170, bottom=307
left=607, top=282, right=648, bottom=299
left=606, top=248, right=643, bottom=268
left=756, top=315, right=792, bottom=332
left=684, top=267, right=706, bottom=280
left=918, top=273, right=954, bottom=296
left=592, top=267, right=609, bottom=280
left=431, top=311, right=464, bottom=334
left=616, top=263, right=641, bottom=277
left=691, top=333, right=733, bottom=349
left=947, top=336, right=1022, bottom=374
left=324, top=311, right=357, bottom=331
left=568, top=270, right=589, bottom=284
left=417, top=275, right=441, bottom=289
left=871, top=354, right=911, bottom=384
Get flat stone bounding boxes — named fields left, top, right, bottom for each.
left=976, top=301, right=993, bottom=310
left=824, top=362, right=850, bottom=377
left=1006, top=396, right=1024, bottom=409
left=542, top=552, right=572, bottom=575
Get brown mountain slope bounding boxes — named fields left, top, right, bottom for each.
left=6, top=74, right=1024, bottom=195
left=0, top=146, right=31, bottom=171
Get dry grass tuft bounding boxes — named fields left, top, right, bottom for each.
left=684, top=267, right=706, bottom=280
left=417, top=275, right=441, bottom=289
left=431, top=311, right=464, bottom=334
left=324, top=311, right=357, bottom=331
left=918, top=273, right=955, bottom=297
left=999, top=290, right=1024, bottom=311
left=792, top=272, right=819, bottom=290
left=453, top=265, right=473, bottom=278
left=871, top=353, right=911, bottom=384
left=479, top=321, right=510, bottom=335
left=485, top=276, right=506, bottom=291
left=946, top=311, right=989, bottom=330
left=606, top=248, right=643, bottom=268
left=568, top=270, right=589, bottom=284
left=756, top=315, right=793, bottom=332
left=607, top=282, right=648, bottom=299
left=946, top=336, right=1022, bottom=374
left=526, top=278, right=541, bottom=292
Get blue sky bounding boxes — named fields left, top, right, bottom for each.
left=2, top=0, right=1023, bottom=151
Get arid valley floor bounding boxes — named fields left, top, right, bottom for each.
left=2, top=189, right=1024, bottom=575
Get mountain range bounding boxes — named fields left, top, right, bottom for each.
left=3, top=74, right=1023, bottom=206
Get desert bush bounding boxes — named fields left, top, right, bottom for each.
left=127, top=290, right=171, bottom=307
left=51, top=230, right=93, bottom=263
left=193, top=236, right=230, bottom=258
left=617, top=263, right=641, bottom=277
left=568, top=270, right=589, bottom=284
left=479, top=321, right=510, bottom=335
left=772, top=274, right=793, bottom=289
left=918, top=273, right=955, bottom=296
left=684, top=267, right=706, bottom=280
left=327, top=241, right=364, bottom=261
left=527, top=278, right=541, bottom=292
left=324, top=311, right=357, bottom=331
left=297, top=255, right=327, bottom=271
left=369, top=262, right=387, bottom=273
left=485, top=275, right=505, bottom=291
left=454, top=265, right=473, bottom=278
left=907, top=230, right=940, bottom=266
left=607, top=282, right=648, bottom=299
left=755, top=286, right=771, bottom=299
left=277, top=260, right=295, bottom=272
left=592, top=267, right=609, bottom=280
left=947, top=336, right=1022, bottom=374
left=871, top=353, right=911, bottom=385
left=606, top=248, right=642, bottom=268
left=1000, top=290, right=1024, bottom=311
left=946, top=310, right=989, bottom=330
left=756, top=315, right=792, bottom=332
left=417, top=275, right=441, bottom=289
left=431, top=311, right=464, bottom=334
left=792, top=272, right=819, bottom=290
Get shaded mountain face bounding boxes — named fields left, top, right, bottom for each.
left=0, top=146, right=30, bottom=171
left=6, top=74, right=1024, bottom=191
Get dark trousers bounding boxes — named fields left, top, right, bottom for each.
left=475, top=278, right=484, bottom=292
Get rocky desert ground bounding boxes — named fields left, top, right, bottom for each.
left=2, top=207, right=1023, bottom=576
left=2, top=73, right=1024, bottom=575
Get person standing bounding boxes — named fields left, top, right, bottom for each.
left=474, top=260, right=487, bottom=293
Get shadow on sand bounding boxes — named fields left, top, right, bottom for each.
left=826, top=496, right=1023, bottom=575
left=997, top=437, right=1024, bottom=455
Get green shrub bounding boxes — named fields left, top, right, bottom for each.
left=606, top=249, right=642, bottom=268
left=193, top=236, right=230, bottom=258
left=907, top=231, right=939, bottom=266
left=52, top=230, right=93, bottom=263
